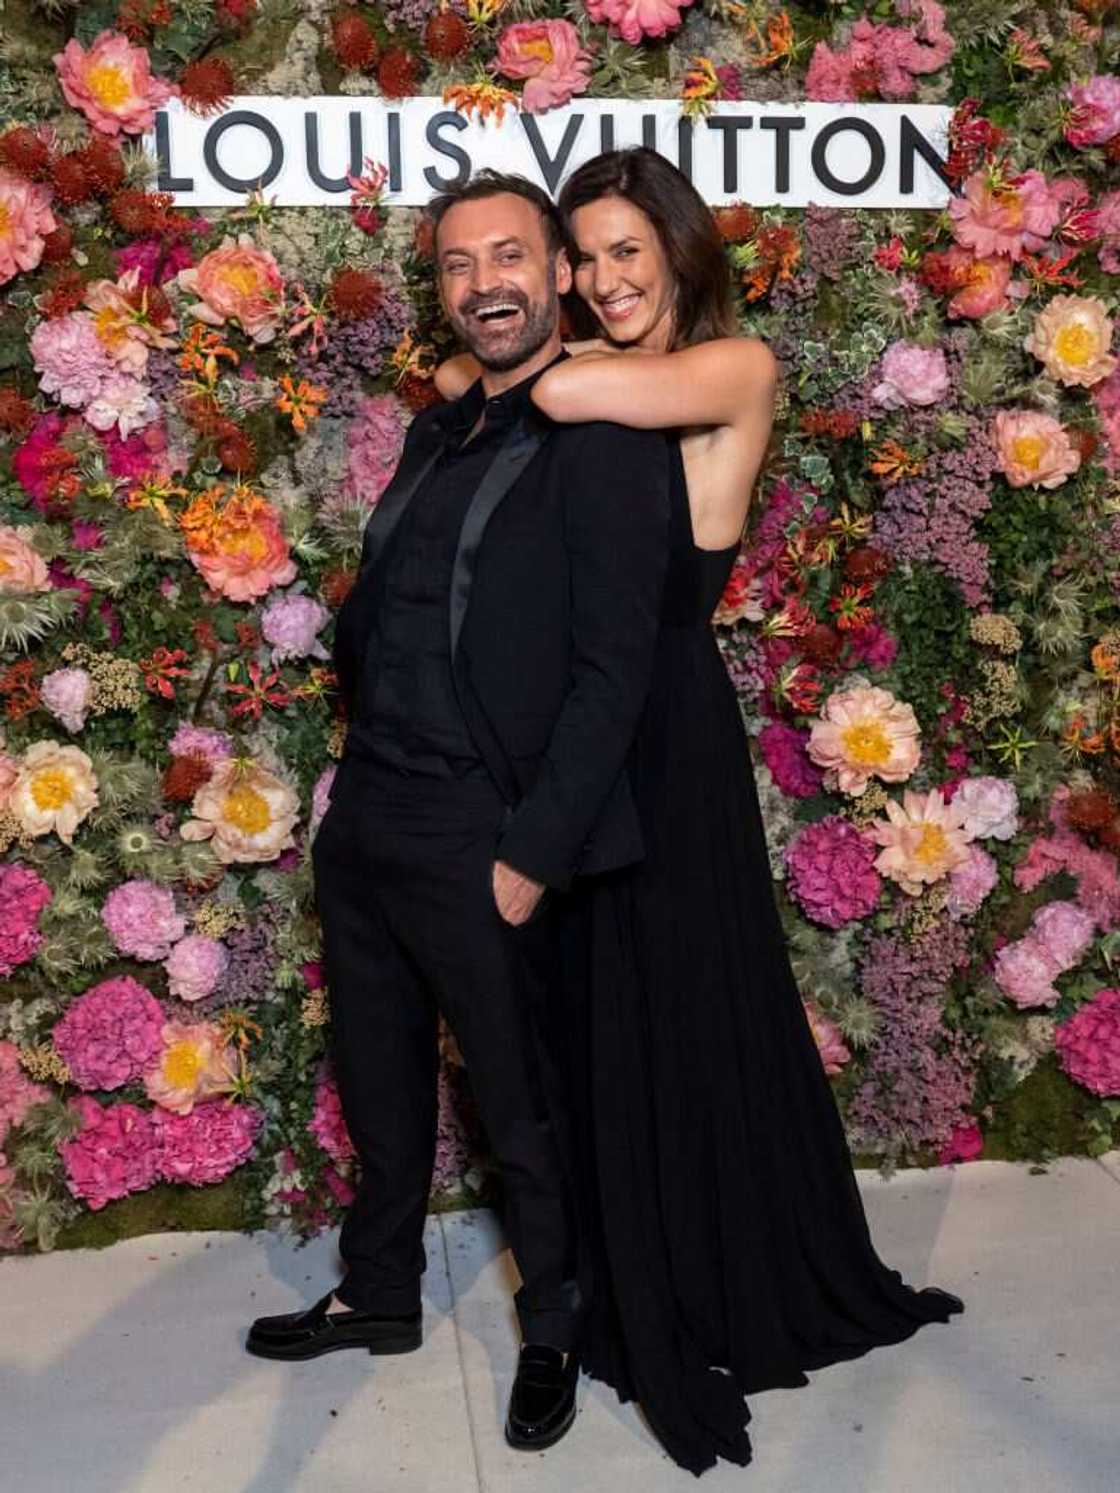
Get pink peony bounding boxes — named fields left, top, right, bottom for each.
left=758, top=721, right=824, bottom=799
left=52, top=976, right=165, bottom=1091
left=785, top=816, right=882, bottom=929
left=0, top=1041, right=51, bottom=1147
left=341, top=394, right=408, bottom=514
left=1055, top=989, right=1120, bottom=1096
left=994, top=900, right=1096, bottom=1009
left=30, top=312, right=115, bottom=409
left=803, top=1000, right=852, bottom=1076
left=949, top=169, right=1062, bottom=261
left=492, top=21, right=594, bottom=113
left=952, top=776, right=1019, bottom=841
left=177, top=235, right=285, bottom=345
left=939, top=247, right=1013, bottom=320
left=0, top=167, right=57, bottom=286
left=871, top=341, right=950, bottom=409
left=938, top=1120, right=983, bottom=1165
left=60, top=1095, right=161, bottom=1210
left=1064, top=75, right=1120, bottom=149
left=0, top=863, right=53, bottom=977
left=582, top=0, right=693, bottom=45
left=101, top=879, right=186, bottom=961
left=806, top=1, right=954, bottom=103
left=53, top=30, right=175, bottom=137
left=1024, top=295, right=1116, bottom=390
left=992, top=409, right=1081, bottom=490
left=164, top=935, right=229, bottom=1003
left=153, top=1099, right=262, bottom=1185
left=1033, top=900, right=1096, bottom=970
left=186, top=495, right=296, bottom=604
left=261, top=593, right=330, bottom=664
left=309, top=1074, right=355, bottom=1165
left=946, top=844, right=998, bottom=920
left=84, top=371, right=158, bottom=438
left=808, top=684, right=922, bottom=796
left=39, top=667, right=93, bottom=733
left=168, top=723, right=233, bottom=763
left=0, top=525, right=51, bottom=594
left=143, top=1020, right=235, bottom=1115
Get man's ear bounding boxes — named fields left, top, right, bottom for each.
left=554, top=247, right=573, bottom=297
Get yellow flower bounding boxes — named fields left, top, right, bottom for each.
left=144, top=1020, right=235, bottom=1115
left=1023, top=294, right=1117, bottom=389
left=9, top=741, right=98, bottom=846
left=180, top=756, right=299, bottom=864
left=870, top=789, right=971, bottom=896
left=807, top=685, right=922, bottom=797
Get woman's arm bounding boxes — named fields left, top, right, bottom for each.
left=531, top=337, right=777, bottom=433
left=433, top=352, right=482, bottom=400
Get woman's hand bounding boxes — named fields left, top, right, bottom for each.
left=562, top=338, right=615, bottom=359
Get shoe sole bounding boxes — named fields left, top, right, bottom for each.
left=246, top=1333, right=422, bottom=1362
left=504, top=1399, right=577, bottom=1452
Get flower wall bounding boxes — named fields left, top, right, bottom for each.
left=0, top=0, right=1118, bottom=1252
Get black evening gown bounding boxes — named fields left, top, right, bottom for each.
left=557, top=441, right=963, bottom=1477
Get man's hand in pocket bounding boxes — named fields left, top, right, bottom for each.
left=492, top=860, right=545, bottom=926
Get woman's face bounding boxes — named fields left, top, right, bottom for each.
left=569, top=195, right=675, bottom=352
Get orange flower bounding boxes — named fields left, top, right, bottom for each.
left=442, top=81, right=519, bottom=124
left=680, top=57, right=721, bottom=118
left=1091, top=640, right=1120, bottom=680
left=869, top=439, right=924, bottom=484
left=276, top=375, right=327, bottom=433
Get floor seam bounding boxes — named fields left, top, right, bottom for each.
left=440, top=1216, right=488, bottom=1493
left=1091, top=1156, right=1120, bottom=1189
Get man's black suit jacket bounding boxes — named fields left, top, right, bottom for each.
left=333, top=384, right=670, bottom=892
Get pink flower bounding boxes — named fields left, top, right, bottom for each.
left=177, top=235, right=285, bottom=344
left=310, top=764, right=337, bottom=838
left=992, top=409, right=1081, bottom=490
left=786, top=816, right=882, bottom=928
left=872, top=340, right=950, bottom=409
left=1055, top=989, right=1120, bottom=1096
left=492, top=22, right=594, bottom=113
left=803, top=1000, right=851, bottom=1076
left=52, top=976, right=166, bottom=1091
left=53, top=30, right=175, bottom=137
left=1023, top=295, right=1117, bottom=390
left=808, top=684, right=922, bottom=796
left=153, top=1100, right=262, bottom=1185
left=949, top=169, right=1062, bottom=261
left=1097, top=191, right=1120, bottom=277
left=1064, top=75, right=1120, bottom=149
left=30, top=312, right=114, bottom=408
left=946, top=844, right=998, bottom=920
left=83, top=269, right=177, bottom=377
left=994, top=901, right=1096, bottom=1008
left=309, top=1074, right=355, bottom=1164
left=758, top=721, right=824, bottom=799
left=0, top=526, right=51, bottom=594
left=871, top=788, right=971, bottom=895
left=938, top=1120, right=983, bottom=1165
left=143, top=1020, right=235, bottom=1115
left=845, top=621, right=899, bottom=671
left=1033, top=900, right=1096, bottom=970
left=60, top=1096, right=161, bottom=1210
left=940, top=247, right=1013, bottom=320
left=168, top=724, right=233, bottom=763
left=261, top=593, right=330, bottom=664
left=0, top=864, right=52, bottom=977
left=186, top=495, right=296, bottom=604
left=952, top=776, right=1019, bottom=841
left=102, top=879, right=186, bottom=961
left=1093, top=366, right=1120, bottom=475
left=164, top=935, right=229, bottom=1003
left=84, top=372, right=158, bottom=438
left=0, top=166, right=57, bottom=286
left=0, top=1041, right=51, bottom=1147
left=40, top=667, right=93, bottom=733
left=582, top=0, right=693, bottom=45
left=806, top=1, right=955, bottom=103
left=341, top=394, right=408, bottom=515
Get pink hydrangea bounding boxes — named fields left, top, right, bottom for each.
left=949, top=169, right=1062, bottom=261
left=54, top=30, right=175, bottom=137
left=30, top=312, right=114, bottom=409
left=785, top=816, right=882, bottom=929
left=168, top=724, right=233, bottom=763
left=101, top=879, right=186, bottom=961
left=953, top=776, right=1019, bottom=841
left=164, top=935, right=229, bottom=1003
left=1064, top=75, right=1120, bottom=149
left=938, top=1120, right=983, bottom=1165
left=872, top=340, right=950, bottom=409
left=946, top=844, right=998, bottom=920
left=40, top=667, right=93, bottom=734
left=1014, top=789, right=1120, bottom=931
left=492, top=21, right=593, bottom=113
left=803, top=1000, right=851, bottom=1075
left=310, top=764, right=337, bottom=838
left=261, top=593, right=330, bottom=664
left=806, top=1, right=955, bottom=102
left=1097, top=192, right=1120, bottom=279
left=309, top=1074, right=355, bottom=1164
left=52, top=975, right=166, bottom=1091
left=758, top=721, right=824, bottom=799
left=1055, top=989, right=1120, bottom=1096
left=153, top=1099, right=262, bottom=1185
left=582, top=0, right=693, bottom=45
left=0, top=1041, right=51, bottom=1147
left=0, top=166, right=57, bottom=287
left=60, top=1095, right=161, bottom=1210
left=342, top=394, right=408, bottom=514
left=0, top=863, right=52, bottom=978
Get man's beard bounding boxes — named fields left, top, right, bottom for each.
left=450, top=263, right=558, bottom=373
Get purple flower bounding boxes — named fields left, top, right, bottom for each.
left=759, top=721, right=824, bottom=799
left=167, top=724, right=233, bottom=764
left=261, top=592, right=331, bottom=665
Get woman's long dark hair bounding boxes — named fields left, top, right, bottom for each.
left=557, top=148, right=738, bottom=350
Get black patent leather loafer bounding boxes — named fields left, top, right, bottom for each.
left=246, top=1291, right=422, bottom=1361
left=504, top=1344, right=579, bottom=1451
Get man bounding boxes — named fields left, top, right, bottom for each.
left=246, top=172, right=670, bottom=1452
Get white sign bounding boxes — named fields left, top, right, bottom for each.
left=150, top=96, right=952, bottom=210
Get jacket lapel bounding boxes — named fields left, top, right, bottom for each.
left=449, top=414, right=546, bottom=660
left=356, top=435, right=443, bottom=577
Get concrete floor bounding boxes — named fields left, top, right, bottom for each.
left=3, top=1156, right=1119, bottom=1493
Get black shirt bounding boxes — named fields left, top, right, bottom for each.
left=345, top=362, right=553, bottom=776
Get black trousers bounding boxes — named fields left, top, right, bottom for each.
left=312, top=754, right=581, bottom=1350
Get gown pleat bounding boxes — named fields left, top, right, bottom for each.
left=556, top=441, right=963, bottom=1477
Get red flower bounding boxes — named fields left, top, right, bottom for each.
left=225, top=661, right=292, bottom=721
left=139, top=646, right=192, bottom=700
left=179, top=57, right=237, bottom=118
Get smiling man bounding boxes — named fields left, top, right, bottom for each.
left=245, top=172, right=671, bottom=1453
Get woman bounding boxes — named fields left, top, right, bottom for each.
left=438, top=149, right=962, bottom=1476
